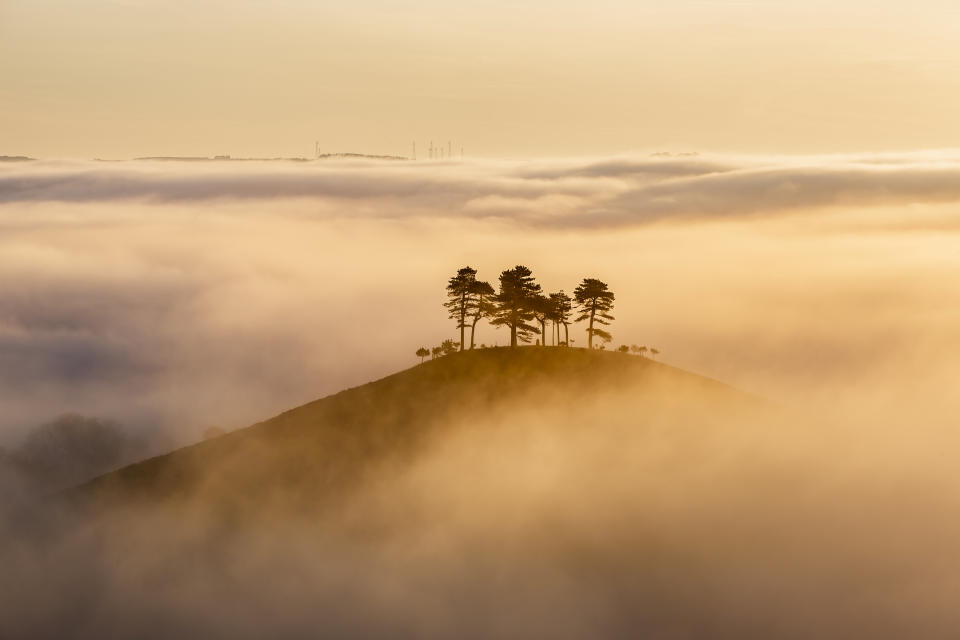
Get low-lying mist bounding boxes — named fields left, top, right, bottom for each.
left=1, top=152, right=959, bottom=636
left=3, top=366, right=959, bottom=638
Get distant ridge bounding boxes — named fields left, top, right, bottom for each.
left=132, top=156, right=311, bottom=162
left=2, top=154, right=409, bottom=163
left=129, top=153, right=408, bottom=162
left=315, top=153, right=408, bottom=161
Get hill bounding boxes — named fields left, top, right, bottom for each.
left=20, top=348, right=920, bottom=640
left=68, top=347, right=753, bottom=516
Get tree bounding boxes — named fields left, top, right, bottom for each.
left=618, top=345, right=630, bottom=353
left=14, top=413, right=147, bottom=492
left=444, top=266, right=477, bottom=352
left=573, top=278, right=615, bottom=349
left=467, top=280, right=496, bottom=349
left=630, top=344, right=641, bottom=355
left=650, top=348, right=660, bottom=360
left=416, top=347, right=430, bottom=363
left=549, top=291, right=573, bottom=346
left=530, top=294, right=552, bottom=347
left=431, top=346, right=442, bottom=360
left=491, top=265, right=542, bottom=347
left=440, top=338, right=460, bottom=356
left=440, top=339, right=457, bottom=356
left=639, top=346, right=648, bottom=357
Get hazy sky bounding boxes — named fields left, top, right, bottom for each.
left=3, top=0, right=960, bottom=158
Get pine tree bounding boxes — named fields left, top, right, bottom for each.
left=530, top=294, right=551, bottom=347
left=444, top=267, right=477, bottom=352
left=549, top=291, right=573, bottom=346
left=440, top=338, right=460, bottom=356
left=573, top=278, right=615, bottom=349
left=415, top=347, right=430, bottom=363
left=491, top=265, right=542, bottom=347
left=467, top=280, right=496, bottom=349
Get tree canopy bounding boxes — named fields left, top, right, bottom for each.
left=530, top=294, right=552, bottom=346
left=444, top=266, right=478, bottom=352
left=422, top=265, right=632, bottom=360
left=573, top=278, right=615, bottom=349
left=491, top=265, right=542, bottom=347
left=549, top=291, right=573, bottom=346
left=468, top=279, right=496, bottom=349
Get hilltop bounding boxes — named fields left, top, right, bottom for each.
left=68, top=347, right=754, bottom=517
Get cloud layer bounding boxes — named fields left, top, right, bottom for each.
left=4, top=151, right=960, bottom=226
left=1, top=150, right=959, bottom=454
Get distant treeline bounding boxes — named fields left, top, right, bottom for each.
left=415, top=266, right=617, bottom=363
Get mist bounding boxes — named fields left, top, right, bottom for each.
left=1, top=152, right=960, bottom=636
left=2, top=153, right=958, bottom=446
left=3, top=365, right=960, bottom=638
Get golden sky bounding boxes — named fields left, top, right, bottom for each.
left=2, top=0, right=960, bottom=158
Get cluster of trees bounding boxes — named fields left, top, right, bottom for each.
left=416, top=265, right=617, bottom=360
left=0, top=414, right=150, bottom=498
left=415, top=339, right=460, bottom=363
left=617, top=344, right=660, bottom=359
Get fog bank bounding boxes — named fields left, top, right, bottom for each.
left=1, top=151, right=958, bottom=448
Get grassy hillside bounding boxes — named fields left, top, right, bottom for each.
left=68, top=347, right=752, bottom=516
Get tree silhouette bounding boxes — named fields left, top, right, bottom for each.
left=550, top=291, right=573, bottom=346
left=639, top=346, right=648, bottom=357
left=416, top=347, right=430, bottom=363
left=491, top=265, right=542, bottom=347
left=467, top=280, right=496, bottom=349
left=650, top=348, right=660, bottom=359
left=440, top=338, right=460, bottom=356
left=618, top=345, right=630, bottom=353
left=630, top=344, right=641, bottom=355
left=530, top=294, right=552, bottom=347
left=444, top=266, right=477, bottom=352
left=431, top=346, right=442, bottom=360
left=574, top=278, right=615, bottom=349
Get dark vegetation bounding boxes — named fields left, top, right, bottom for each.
left=422, top=265, right=659, bottom=362
left=0, top=414, right=148, bottom=500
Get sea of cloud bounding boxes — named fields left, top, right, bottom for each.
left=1, top=151, right=958, bottom=449
left=3, top=151, right=960, bottom=637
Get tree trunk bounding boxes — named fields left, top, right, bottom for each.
left=588, top=305, right=596, bottom=349
left=540, top=321, right=546, bottom=346
left=564, top=322, right=569, bottom=346
left=460, top=293, right=466, bottom=351
left=470, top=318, right=478, bottom=349
left=510, top=322, right=517, bottom=347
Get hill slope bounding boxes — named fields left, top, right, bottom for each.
left=70, top=347, right=752, bottom=516
left=14, top=348, right=960, bottom=640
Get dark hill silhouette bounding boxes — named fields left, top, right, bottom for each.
left=66, top=348, right=755, bottom=518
